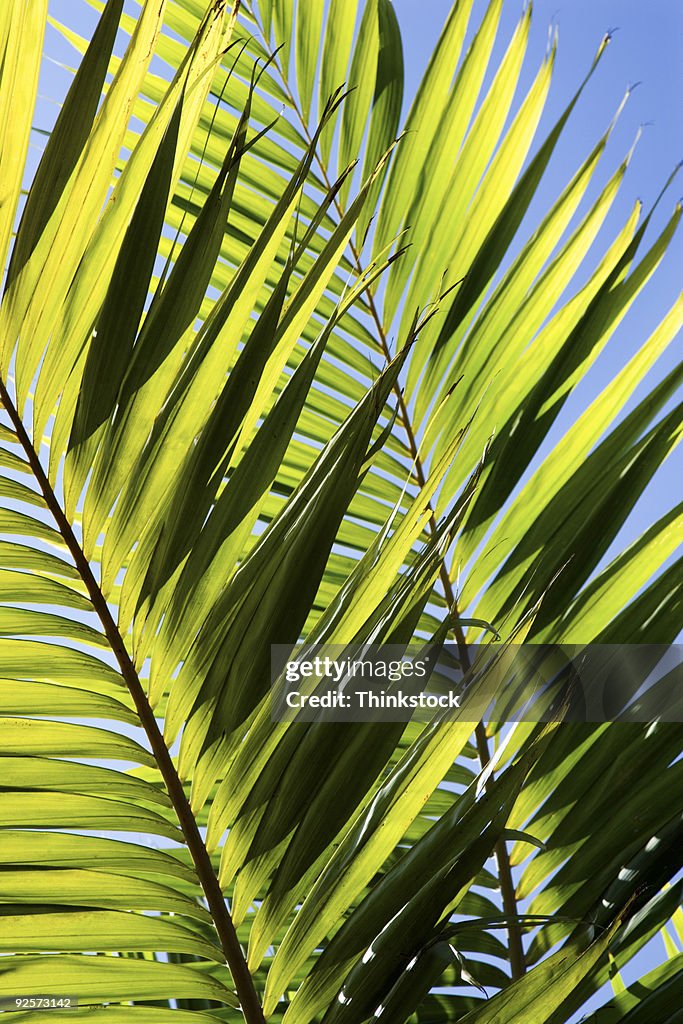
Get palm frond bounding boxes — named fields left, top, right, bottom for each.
left=0, top=1, right=680, bottom=1022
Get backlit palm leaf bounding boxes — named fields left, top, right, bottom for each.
left=0, top=1, right=680, bottom=1022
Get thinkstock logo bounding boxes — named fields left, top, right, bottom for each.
left=270, top=644, right=683, bottom=723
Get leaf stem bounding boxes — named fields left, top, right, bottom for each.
left=253, top=41, right=526, bottom=981
left=0, top=379, right=265, bottom=1024
left=360, top=303, right=528, bottom=981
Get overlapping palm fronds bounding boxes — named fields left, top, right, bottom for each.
left=0, top=1, right=680, bottom=1021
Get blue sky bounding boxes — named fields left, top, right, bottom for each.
left=390, top=0, right=682, bottom=546
left=393, top=0, right=682, bottom=317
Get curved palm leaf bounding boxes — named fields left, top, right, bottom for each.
left=0, top=1, right=680, bottom=1022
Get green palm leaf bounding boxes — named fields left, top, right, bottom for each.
left=1, top=1, right=680, bottom=1022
